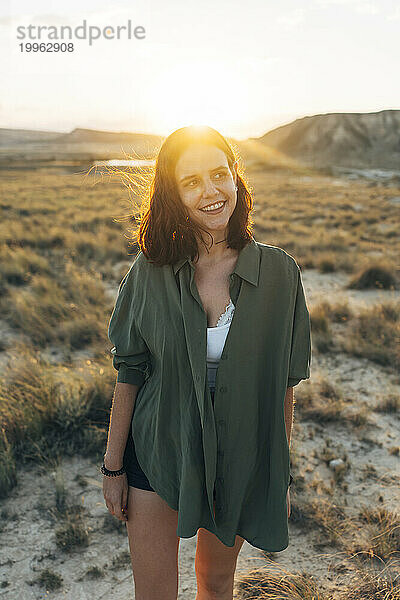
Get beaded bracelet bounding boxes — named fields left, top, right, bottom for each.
left=100, top=462, right=126, bottom=477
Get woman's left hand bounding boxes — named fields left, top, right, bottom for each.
left=287, top=489, right=291, bottom=519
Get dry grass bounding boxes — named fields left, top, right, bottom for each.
left=309, top=297, right=400, bottom=368
left=343, top=301, right=400, bottom=369
left=236, top=565, right=330, bottom=600
left=374, top=395, right=400, bottom=414
left=348, top=264, right=399, bottom=291
left=30, top=568, right=64, bottom=592
left=0, top=343, right=114, bottom=497
left=294, top=380, right=370, bottom=430
left=346, top=507, right=400, bottom=562
left=343, top=568, right=400, bottom=600
left=236, top=562, right=400, bottom=599
left=50, top=464, right=92, bottom=554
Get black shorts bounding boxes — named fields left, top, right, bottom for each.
left=124, top=387, right=216, bottom=493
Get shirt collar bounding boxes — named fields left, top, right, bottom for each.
left=173, top=237, right=261, bottom=287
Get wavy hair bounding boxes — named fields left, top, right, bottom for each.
left=128, top=125, right=255, bottom=267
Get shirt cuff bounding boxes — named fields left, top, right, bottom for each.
left=287, top=377, right=302, bottom=387
left=116, top=364, right=146, bottom=387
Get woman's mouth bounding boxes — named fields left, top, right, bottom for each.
left=199, top=200, right=226, bottom=214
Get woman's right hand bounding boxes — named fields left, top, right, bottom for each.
left=103, top=472, right=129, bottom=522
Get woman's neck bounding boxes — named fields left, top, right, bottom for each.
left=195, top=231, right=235, bottom=265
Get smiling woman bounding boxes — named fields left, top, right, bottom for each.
left=103, top=124, right=311, bottom=600
left=133, top=125, right=254, bottom=265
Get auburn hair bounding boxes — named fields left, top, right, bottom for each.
left=128, top=125, right=255, bottom=267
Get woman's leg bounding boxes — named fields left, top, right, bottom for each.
left=126, top=486, right=180, bottom=600
left=194, top=502, right=245, bottom=600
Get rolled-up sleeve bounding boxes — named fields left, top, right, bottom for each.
left=107, top=270, right=151, bottom=387
left=287, top=266, right=311, bottom=387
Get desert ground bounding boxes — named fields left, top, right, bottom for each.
left=0, top=159, right=399, bottom=599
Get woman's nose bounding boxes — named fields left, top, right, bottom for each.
left=202, top=178, right=219, bottom=197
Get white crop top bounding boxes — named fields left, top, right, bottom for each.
left=206, top=298, right=235, bottom=390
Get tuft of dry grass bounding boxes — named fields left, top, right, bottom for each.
left=236, top=560, right=400, bottom=600
left=111, top=550, right=132, bottom=569
left=310, top=303, right=332, bottom=335
left=344, top=300, right=400, bottom=369
left=374, top=395, right=400, bottom=414
left=31, top=568, right=63, bottom=592
left=290, top=494, right=347, bottom=548
left=306, top=291, right=400, bottom=381
left=348, top=263, right=399, bottom=291
left=236, top=566, right=331, bottom=600
left=0, top=246, right=52, bottom=287
left=81, top=565, right=105, bottom=580
left=316, top=253, right=337, bottom=273
left=0, top=263, right=108, bottom=349
left=55, top=519, right=90, bottom=553
left=309, top=296, right=400, bottom=370
left=309, top=302, right=335, bottom=354
left=0, top=428, right=17, bottom=499
left=342, top=564, right=400, bottom=600
left=346, top=507, right=400, bottom=562
left=0, top=343, right=113, bottom=497
left=50, top=465, right=92, bottom=553
left=295, top=381, right=368, bottom=431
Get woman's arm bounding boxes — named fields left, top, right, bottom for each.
left=104, top=382, right=140, bottom=470
left=284, top=387, right=295, bottom=448
left=285, top=387, right=294, bottom=518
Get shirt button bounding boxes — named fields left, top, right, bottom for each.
left=219, top=385, right=227, bottom=393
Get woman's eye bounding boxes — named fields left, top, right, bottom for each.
left=186, top=172, right=226, bottom=187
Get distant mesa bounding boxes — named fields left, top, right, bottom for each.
left=0, top=126, right=164, bottom=164
left=0, top=128, right=62, bottom=147
left=53, top=127, right=163, bottom=146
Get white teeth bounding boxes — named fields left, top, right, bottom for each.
left=201, top=201, right=225, bottom=212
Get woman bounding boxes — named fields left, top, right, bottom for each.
left=102, top=125, right=311, bottom=600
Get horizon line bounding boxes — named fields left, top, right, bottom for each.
left=0, top=106, right=398, bottom=142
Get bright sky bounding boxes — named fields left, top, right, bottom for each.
left=0, top=0, right=399, bottom=139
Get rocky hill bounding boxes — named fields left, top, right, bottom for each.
left=254, top=109, right=400, bottom=169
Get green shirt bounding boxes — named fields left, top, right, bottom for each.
left=107, top=237, right=311, bottom=551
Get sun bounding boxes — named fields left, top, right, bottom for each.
left=145, top=57, right=250, bottom=137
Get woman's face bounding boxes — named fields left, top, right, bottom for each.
left=175, top=144, right=237, bottom=241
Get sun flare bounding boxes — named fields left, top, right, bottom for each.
left=145, top=58, right=250, bottom=137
